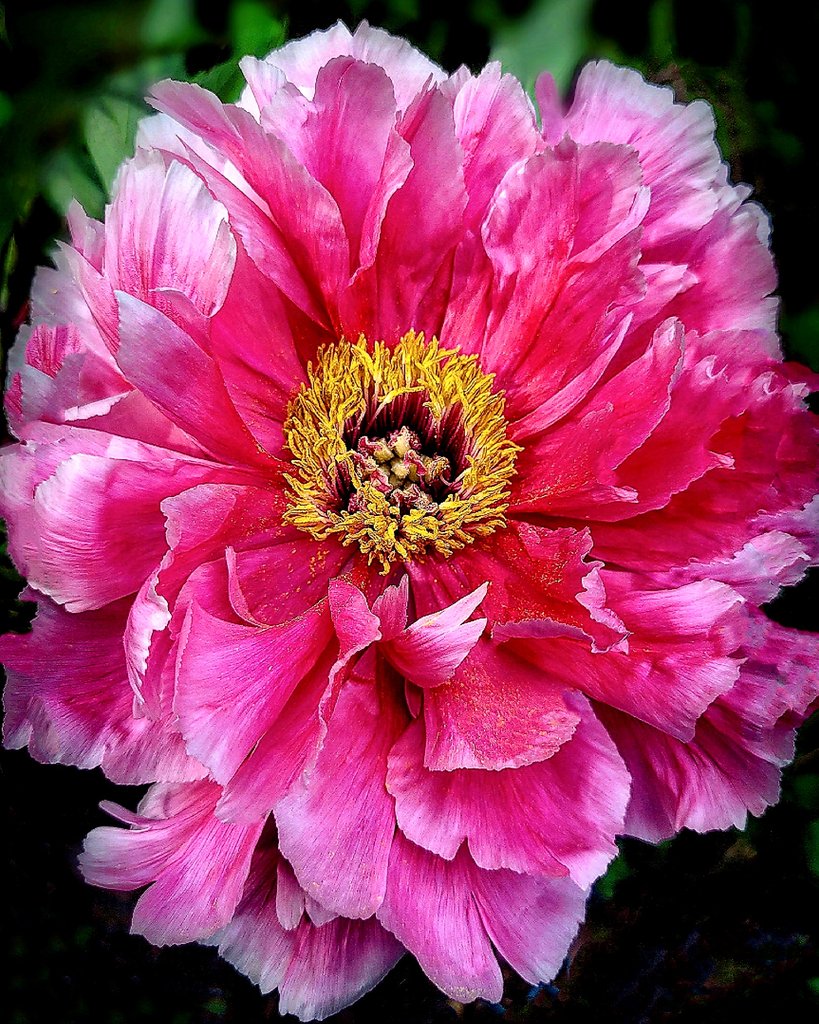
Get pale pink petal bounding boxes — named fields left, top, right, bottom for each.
left=563, top=61, right=723, bottom=246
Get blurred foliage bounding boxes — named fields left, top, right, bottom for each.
left=1, top=1, right=818, bottom=1022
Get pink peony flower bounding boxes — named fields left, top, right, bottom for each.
left=2, top=20, right=817, bottom=1020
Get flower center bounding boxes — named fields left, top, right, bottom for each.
left=283, top=331, right=519, bottom=571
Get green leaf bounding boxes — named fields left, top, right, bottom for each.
left=595, top=849, right=631, bottom=900
left=44, top=147, right=106, bottom=219
left=490, top=0, right=595, bottom=97
left=193, top=57, right=249, bottom=105
left=782, top=306, right=819, bottom=372
left=83, top=96, right=145, bottom=198
left=141, top=0, right=203, bottom=50
left=229, top=0, right=285, bottom=59
left=807, top=820, right=819, bottom=877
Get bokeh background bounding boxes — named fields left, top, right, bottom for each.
left=1, top=1, right=817, bottom=1021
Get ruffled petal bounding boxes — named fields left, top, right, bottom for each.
left=422, top=636, right=580, bottom=771
left=276, top=678, right=406, bottom=919
left=80, top=780, right=264, bottom=945
left=210, top=836, right=403, bottom=1021
left=387, top=696, right=629, bottom=886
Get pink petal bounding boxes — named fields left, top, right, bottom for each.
left=105, top=151, right=236, bottom=319
left=449, top=62, right=540, bottom=231
left=149, top=79, right=350, bottom=327
left=441, top=523, right=625, bottom=652
left=215, top=645, right=337, bottom=822
left=377, top=835, right=503, bottom=1003
left=275, top=679, right=406, bottom=919
left=600, top=615, right=819, bottom=840
left=387, top=697, right=628, bottom=887
left=563, top=61, right=722, bottom=246
left=263, top=56, right=406, bottom=271
left=175, top=598, right=332, bottom=783
left=23, top=448, right=224, bottom=612
left=80, top=780, right=263, bottom=945
left=384, top=581, right=488, bottom=687
left=0, top=595, right=199, bottom=784
left=422, top=637, right=580, bottom=771
left=115, top=292, right=273, bottom=468
left=520, top=578, right=745, bottom=742
left=340, top=85, right=468, bottom=339
left=211, top=837, right=403, bottom=1021
left=472, top=865, right=586, bottom=986
left=511, top=318, right=685, bottom=517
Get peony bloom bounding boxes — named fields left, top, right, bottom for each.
left=2, top=20, right=818, bottom=1020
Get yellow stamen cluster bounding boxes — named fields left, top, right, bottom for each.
left=283, top=331, right=519, bottom=572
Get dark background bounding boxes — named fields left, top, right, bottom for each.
left=2, top=2, right=818, bottom=1022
